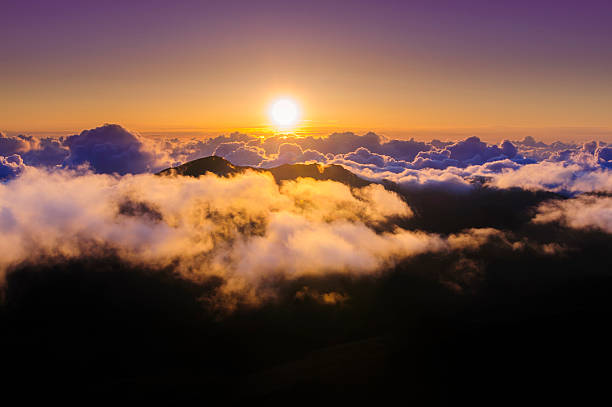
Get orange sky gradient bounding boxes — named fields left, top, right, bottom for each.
left=2, top=1, right=611, bottom=142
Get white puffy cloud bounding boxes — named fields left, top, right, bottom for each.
left=3, top=168, right=487, bottom=300
left=212, top=142, right=266, bottom=166
left=1, top=164, right=523, bottom=309
left=259, top=143, right=327, bottom=168
left=489, top=162, right=612, bottom=193
left=533, top=195, right=612, bottom=233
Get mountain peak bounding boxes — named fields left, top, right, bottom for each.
left=157, top=156, right=245, bottom=177
left=157, top=156, right=370, bottom=187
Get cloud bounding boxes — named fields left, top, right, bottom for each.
left=0, top=132, right=69, bottom=167
left=2, top=161, right=542, bottom=312
left=445, top=136, right=504, bottom=163
left=343, top=147, right=398, bottom=167
left=163, top=132, right=254, bottom=164
left=448, top=228, right=509, bottom=251
left=212, top=142, right=266, bottom=166
left=4, top=124, right=611, bottom=196
left=63, top=124, right=168, bottom=174
left=333, top=164, right=475, bottom=193
left=597, top=145, right=612, bottom=168
left=294, top=286, right=349, bottom=305
left=489, top=161, right=612, bottom=193
left=0, top=154, right=26, bottom=180
left=500, top=140, right=518, bottom=158
left=21, top=137, right=70, bottom=167
left=533, top=195, right=612, bottom=233
left=259, top=143, right=327, bottom=168
left=0, top=132, right=31, bottom=155
left=3, top=168, right=487, bottom=303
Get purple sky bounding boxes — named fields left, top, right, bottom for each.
left=1, top=0, right=611, bottom=139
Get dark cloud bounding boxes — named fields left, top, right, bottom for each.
left=62, top=124, right=163, bottom=174
left=0, top=132, right=31, bottom=155
left=0, top=154, right=26, bottom=180
left=21, top=136, right=69, bottom=167
left=597, top=145, right=612, bottom=168
left=0, top=132, right=68, bottom=167
left=445, top=136, right=502, bottom=162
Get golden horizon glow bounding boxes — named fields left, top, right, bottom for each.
left=2, top=3, right=612, bottom=142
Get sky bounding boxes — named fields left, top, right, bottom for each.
left=1, top=0, right=611, bottom=141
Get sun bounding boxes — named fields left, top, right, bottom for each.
left=269, top=98, right=299, bottom=128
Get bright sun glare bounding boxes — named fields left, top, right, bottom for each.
left=270, top=99, right=299, bottom=127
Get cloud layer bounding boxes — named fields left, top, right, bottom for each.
left=2, top=126, right=610, bottom=276
left=4, top=166, right=507, bottom=306
left=151, top=130, right=611, bottom=194
left=2, top=124, right=610, bottom=196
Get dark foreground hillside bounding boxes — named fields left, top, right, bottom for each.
left=3, top=247, right=612, bottom=405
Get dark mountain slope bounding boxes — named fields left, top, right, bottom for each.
left=157, top=156, right=249, bottom=178
left=157, top=156, right=370, bottom=188
left=267, top=163, right=370, bottom=187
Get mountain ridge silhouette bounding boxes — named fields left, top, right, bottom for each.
left=157, top=155, right=371, bottom=188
